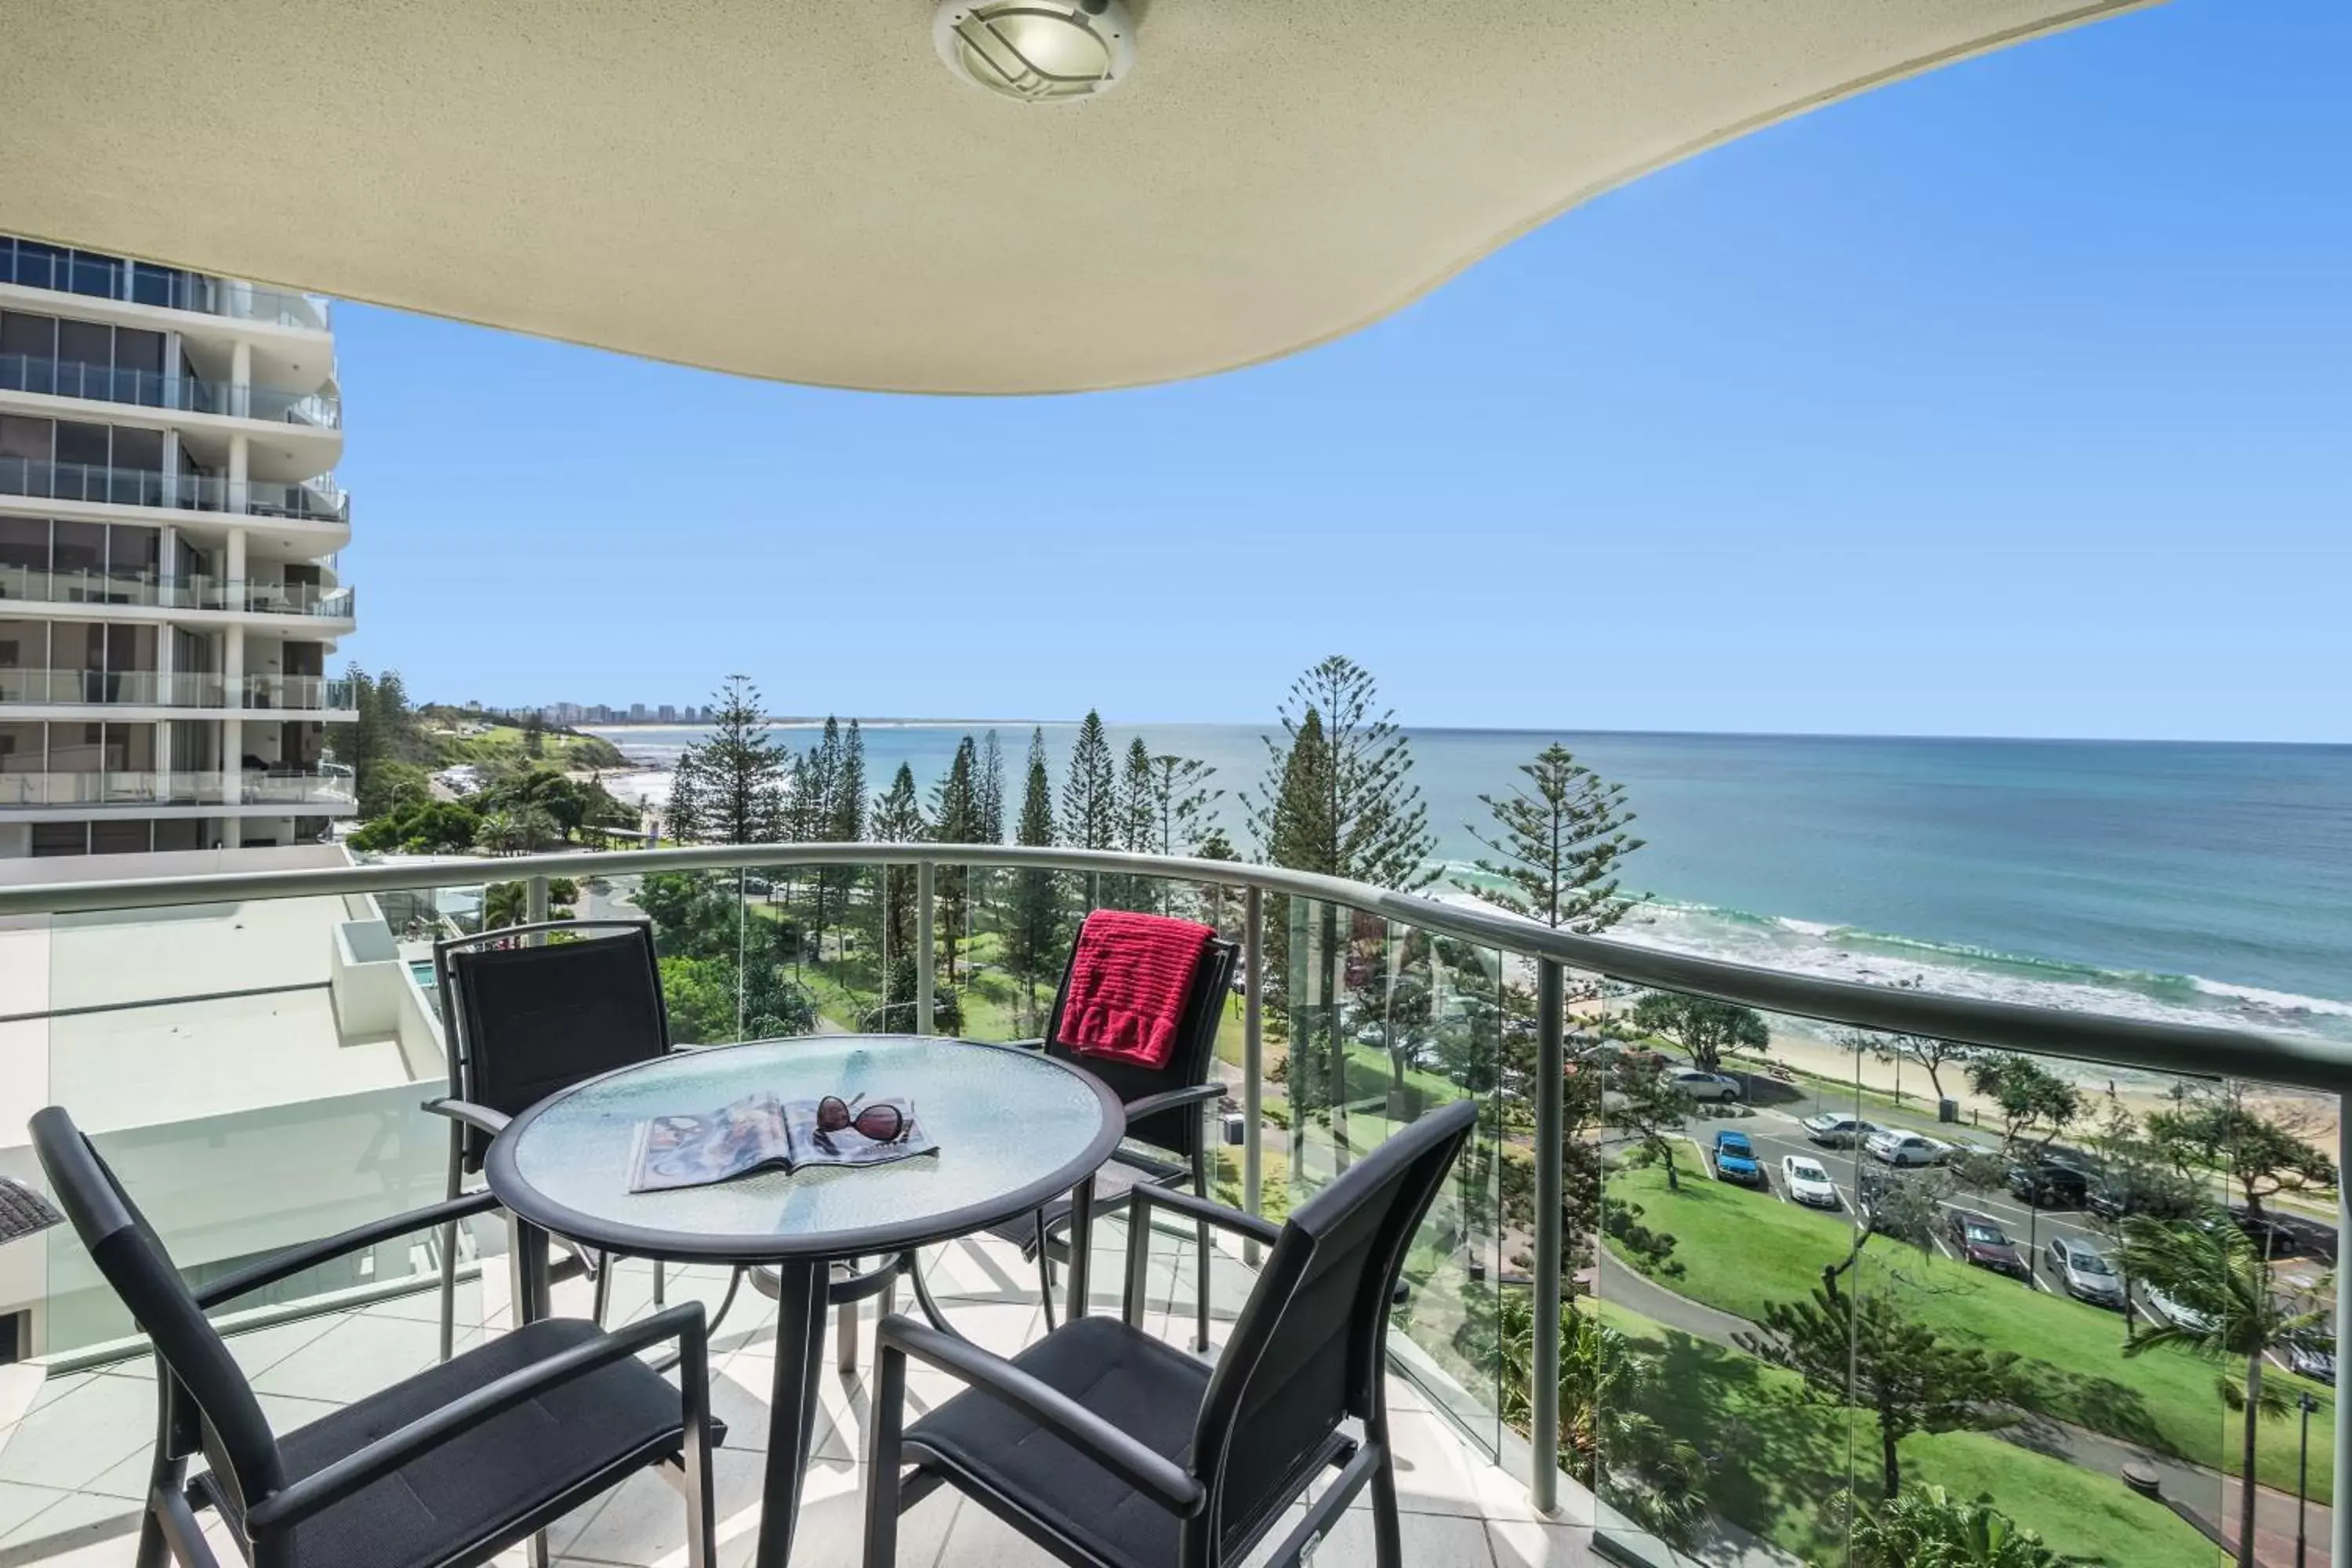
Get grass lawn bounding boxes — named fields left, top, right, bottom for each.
left=434, top=723, right=628, bottom=774
left=1604, top=1160, right=2334, bottom=1502
left=1590, top=1300, right=2217, bottom=1568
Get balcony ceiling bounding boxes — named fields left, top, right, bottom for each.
left=0, top=2, right=2151, bottom=395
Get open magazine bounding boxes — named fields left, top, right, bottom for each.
left=627, top=1092, right=936, bottom=1193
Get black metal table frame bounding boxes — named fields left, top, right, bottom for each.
left=484, top=1037, right=1127, bottom=1568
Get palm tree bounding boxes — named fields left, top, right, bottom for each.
left=1496, top=1294, right=1703, bottom=1544
left=2120, top=1210, right=2328, bottom=1568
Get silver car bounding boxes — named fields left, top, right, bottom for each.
left=1670, top=1070, right=1743, bottom=1103
left=2045, top=1236, right=2125, bottom=1308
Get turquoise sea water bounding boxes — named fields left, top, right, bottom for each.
left=593, top=724, right=2352, bottom=1048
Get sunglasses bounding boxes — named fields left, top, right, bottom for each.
left=815, top=1094, right=905, bottom=1144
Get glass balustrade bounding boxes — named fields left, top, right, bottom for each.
left=0, top=352, right=343, bottom=427
left=0, top=456, right=350, bottom=522
left=0, top=236, right=332, bottom=330
left=0, top=565, right=351, bottom=616
left=0, top=847, right=2332, bottom=1568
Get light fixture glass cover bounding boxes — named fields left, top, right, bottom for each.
left=935, top=0, right=1136, bottom=104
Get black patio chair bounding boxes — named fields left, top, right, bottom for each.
left=429, top=920, right=677, bottom=1359
left=918, top=923, right=1237, bottom=1347
left=865, top=1096, right=1479, bottom=1568
left=29, top=1105, right=721, bottom=1568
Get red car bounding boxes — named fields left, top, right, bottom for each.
left=1944, top=1208, right=2028, bottom=1279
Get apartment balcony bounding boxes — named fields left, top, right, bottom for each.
left=0, top=457, right=350, bottom=527
left=0, top=352, right=342, bottom=430
left=0, top=236, right=332, bottom=332
left=0, top=764, right=356, bottom=811
left=0, top=670, right=356, bottom=712
left=0, top=565, right=354, bottom=622
left=0, top=844, right=2334, bottom=1568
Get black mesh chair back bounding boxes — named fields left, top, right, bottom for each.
left=1040, top=927, right=1239, bottom=1159
left=30, top=1109, right=285, bottom=1527
left=1194, top=1098, right=1479, bottom=1551
left=437, top=920, right=670, bottom=1171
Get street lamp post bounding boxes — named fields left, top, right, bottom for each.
left=2298, top=1390, right=2320, bottom=1568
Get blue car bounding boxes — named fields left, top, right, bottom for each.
left=1711, top=1130, right=1764, bottom=1187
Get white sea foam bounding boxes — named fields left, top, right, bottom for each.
left=1606, top=899, right=2352, bottom=1047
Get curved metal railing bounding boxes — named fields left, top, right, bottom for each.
left=0, top=839, right=2339, bottom=1089
left=3, top=838, right=2345, bottom=1525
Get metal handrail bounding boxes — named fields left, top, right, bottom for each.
left=0, top=838, right=2339, bottom=1091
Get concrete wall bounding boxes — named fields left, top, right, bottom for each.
left=329, top=917, right=402, bottom=1039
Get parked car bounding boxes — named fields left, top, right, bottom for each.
left=1711, top=1130, right=1764, bottom=1186
left=2288, top=1336, right=2336, bottom=1385
left=2230, top=1207, right=2301, bottom=1258
left=1865, top=1129, right=1951, bottom=1167
left=2142, top=1284, right=2215, bottom=1334
left=1802, top=1112, right=1881, bottom=1148
left=2045, top=1236, right=2127, bottom=1307
left=2007, top=1157, right=2092, bottom=1209
left=1781, top=1156, right=1841, bottom=1209
left=1944, top=1209, right=2028, bottom=1279
left=1670, top=1070, right=1743, bottom=1103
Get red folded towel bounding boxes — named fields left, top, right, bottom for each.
left=1054, top=910, right=1216, bottom=1070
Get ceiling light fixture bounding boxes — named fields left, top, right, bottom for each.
left=934, top=0, right=1135, bottom=105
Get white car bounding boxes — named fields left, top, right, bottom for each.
left=1669, top=1070, right=1743, bottom=1103
left=1781, top=1156, right=1841, bottom=1208
left=1865, top=1129, right=1951, bottom=1167
left=2143, top=1284, right=2214, bottom=1333
left=1802, top=1113, right=1881, bottom=1148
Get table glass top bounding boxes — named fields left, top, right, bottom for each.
left=499, top=1035, right=1117, bottom=1256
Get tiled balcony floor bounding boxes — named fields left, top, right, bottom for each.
left=0, top=1231, right=1598, bottom=1568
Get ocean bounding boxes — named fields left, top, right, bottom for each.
left=588, top=724, right=2352, bottom=1051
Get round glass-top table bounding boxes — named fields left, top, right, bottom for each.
left=485, top=1035, right=1123, bottom=1568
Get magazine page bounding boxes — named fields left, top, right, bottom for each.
left=783, top=1096, right=938, bottom=1170
left=629, top=1093, right=793, bottom=1192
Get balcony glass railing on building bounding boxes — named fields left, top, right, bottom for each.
left=0, top=352, right=343, bottom=429
left=0, top=670, right=353, bottom=710
left=0, top=456, right=350, bottom=524
left=0, top=765, right=354, bottom=809
left=0, top=564, right=354, bottom=619
left=0, top=235, right=332, bottom=332
left=0, top=841, right=2335, bottom=1568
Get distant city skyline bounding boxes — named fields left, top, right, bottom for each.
left=336, top=2, right=2349, bottom=743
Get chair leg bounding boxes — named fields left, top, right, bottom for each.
left=834, top=1261, right=860, bottom=1374
left=1368, top=1437, right=1403, bottom=1568
left=590, top=1252, right=614, bottom=1328
left=132, top=1457, right=185, bottom=1568
left=862, top=1341, right=908, bottom=1568
left=654, top=1258, right=666, bottom=1308
left=1035, top=1211, right=1058, bottom=1333
left=1191, top=1148, right=1213, bottom=1352
left=438, top=1131, right=463, bottom=1362
left=679, top=1305, right=719, bottom=1568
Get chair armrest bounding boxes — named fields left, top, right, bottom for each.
left=1120, top=1083, right=1224, bottom=1123
left=875, top=1315, right=1204, bottom=1515
left=1004, top=1037, right=1047, bottom=1052
left=421, top=1097, right=512, bottom=1139
left=196, top=1191, right=503, bottom=1310
left=245, top=1301, right=709, bottom=1535
left=1128, top=1185, right=1282, bottom=1250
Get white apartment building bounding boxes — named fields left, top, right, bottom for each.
left=0, top=234, right=357, bottom=856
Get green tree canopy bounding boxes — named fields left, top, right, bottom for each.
left=1849, top=1486, right=2056, bottom=1568
left=1737, top=1285, right=2021, bottom=1499
left=665, top=676, right=786, bottom=845
left=1628, top=993, right=1769, bottom=1075
left=1965, top=1054, right=2084, bottom=1152
left=1463, top=742, right=1643, bottom=935
left=1004, top=728, right=1065, bottom=1032
left=2121, top=1208, right=2329, bottom=1567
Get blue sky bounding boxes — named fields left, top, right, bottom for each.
left=336, top=0, right=2347, bottom=742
